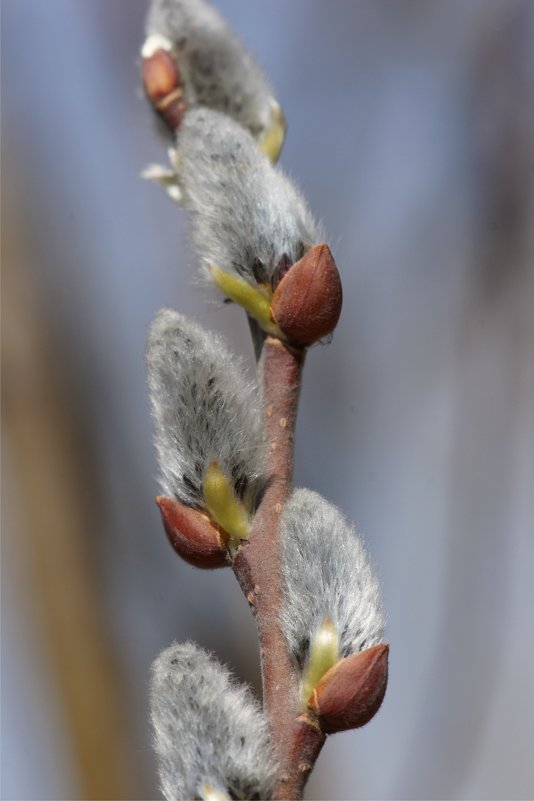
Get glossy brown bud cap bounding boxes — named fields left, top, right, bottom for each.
left=309, top=643, right=389, bottom=733
left=142, top=49, right=179, bottom=100
left=142, top=50, right=186, bottom=131
left=156, top=496, right=228, bottom=569
left=270, top=244, right=342, bottom=346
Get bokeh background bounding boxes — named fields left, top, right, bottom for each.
left=2, top=1, right=533, bottom=799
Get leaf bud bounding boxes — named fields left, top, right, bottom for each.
left=270, top=244, right=342, bottom=346
left=309, top=643, right=389, bottom=733
left=208, top=264, right=283, bottom=339
left=202, top=461, right=251, bottom=546
left=156, top=496, right=228, bottom=569
left=258, top=98, right=286, bottom=164
left=300, top=618, right=340, bottom=709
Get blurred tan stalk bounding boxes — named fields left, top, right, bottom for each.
left=2, top=192, right=140, bottom=799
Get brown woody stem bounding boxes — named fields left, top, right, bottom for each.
left=233, top=337, right=325, bottom=800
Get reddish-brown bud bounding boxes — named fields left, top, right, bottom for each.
left=142, top=49, right=179, bottom=100
left=156, top=496, right=228, bottom=569
left=270, top=243, right=342, bottom=346
left=142, top=50, right=186, bottom=131
left=309, top=643, right=389, bottom=733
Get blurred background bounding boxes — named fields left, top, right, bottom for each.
left=2, top=1, right=533, bottom=799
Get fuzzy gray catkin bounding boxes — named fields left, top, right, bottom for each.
left=280, top=489, right=385, bottom=665
left=174, top=107, right=322, bottom=288
left=145, top=0, right=279, bottom=140
left=151, top=642, right=276, bottom=801
left=147, top=309, right=264, bottom=508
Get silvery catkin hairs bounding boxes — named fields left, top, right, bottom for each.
left=151, top=642, right=276, bottom=801
left=147, top=308, right=264, bottom=508
left=280, top=489, right=385, bottom=665
left=145, top=0, right=279, bottom=139
left=174, top=108, right=322, bottom=288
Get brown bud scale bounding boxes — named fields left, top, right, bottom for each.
left=310, top=643, right=389, bottom=733
left=270, top=243, right=342, bottom=347
left=156, top=496, right=228, bottom=569
left=142, top=50, right=187, bottom=131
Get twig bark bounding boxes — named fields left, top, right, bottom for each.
left=233, top=337, right=325, bottom=800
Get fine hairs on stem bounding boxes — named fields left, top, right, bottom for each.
left=141, top=1, right=389, bottom=798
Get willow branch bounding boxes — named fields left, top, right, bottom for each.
left=233, top=338, right=324, bottom=800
